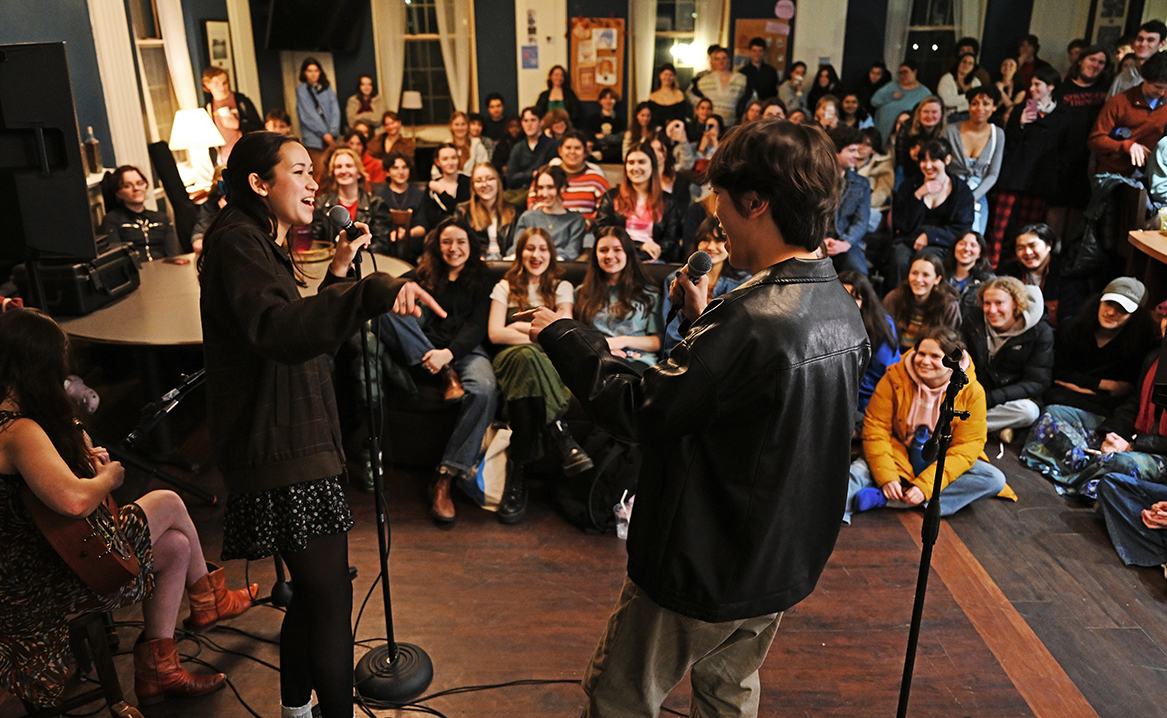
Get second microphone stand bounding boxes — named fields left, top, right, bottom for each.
left=896, top=352, right=969, bottom=718
left=349, top=250, right=433, bottom=703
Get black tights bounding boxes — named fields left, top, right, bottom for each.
left=279, top=531, right=353, bottom=717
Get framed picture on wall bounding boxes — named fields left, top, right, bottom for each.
left=204, top=20, right=236, bottom=89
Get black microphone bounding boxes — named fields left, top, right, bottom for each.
left=327, top=205, right=365, bottom=264
left=666, top=250, right=714, bottom=326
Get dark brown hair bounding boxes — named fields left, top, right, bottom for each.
left=838, top=271, right=897, bottom=351
left=575, top=227, right=655, bottom=326
left=416, top=215, right=485, bottom=295
left=504, top=228, right=563, bottom=309
left=705, top=118, right=840, bottom=252
left=885, top=252, right=959, bottom=338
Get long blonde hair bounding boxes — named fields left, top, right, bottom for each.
left=466, top=163, right=514, bottom=230
left=319, top=146, right=369, bottom=195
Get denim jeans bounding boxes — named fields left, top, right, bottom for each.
left=831, top=241, right=868, bottom=276
left=844, top=456, right=1006, bottom=523
left=1097, top=473, right=1167, bottom=567
left=376, top=312, right=498, bottom=475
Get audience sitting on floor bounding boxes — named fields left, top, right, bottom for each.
left=839, top=271, right=899, bottom=416
left=945, top=231, right=995, bottom=318
left=883, top=252, right=962, bottom=353
left=962, top=277, right=1054, bottom=443
left=1001, top=223, right=1089, bottom=326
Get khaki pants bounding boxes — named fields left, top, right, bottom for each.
left=582, top=576, right=782, bottom=718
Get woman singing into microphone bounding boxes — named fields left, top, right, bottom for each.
left=198, top=131, right=443, bottom=718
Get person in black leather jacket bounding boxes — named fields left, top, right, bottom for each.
left=525, top=119, right=869, bottom=718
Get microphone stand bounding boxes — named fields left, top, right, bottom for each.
left=348, top=249, right=434, bottom=702
left=896, top=352, right=969, bottom=718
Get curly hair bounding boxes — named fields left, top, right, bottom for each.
left=977, top=276, right=1030, bottom=319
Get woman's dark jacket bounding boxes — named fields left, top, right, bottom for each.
left=1044, top=310, right=1160, bottom=416
left=534, top=88, right=582, bottom=126
left=962, top=310, right=1054, bottom=409
left=199, top=208, right=405, bottom=494
left=100, top=206, right=182, bottom=260
left=891, top=177, right=974, bottom=250
left=538, top=257, right=870, bottom=622
left=402, top=268, right=490, bottom=360
left=454, top=202, right=519, bottom=258
left=996, top=103, right=1072, bottom=199
left=310, top=190, right=390, bottom=250
left=593, top=188, right=682, bottom=262
left=1099, top=348, right=1167, bottom=454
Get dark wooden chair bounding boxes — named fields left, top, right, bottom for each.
left=21, top=612, right=142, bottom=718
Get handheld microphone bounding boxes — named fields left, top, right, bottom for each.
left=327, top=205, right=365, bottom=264
left=665, top=250, right=713, bottom=326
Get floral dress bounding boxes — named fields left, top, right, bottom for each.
left=0, top=412, right=154, bottom=706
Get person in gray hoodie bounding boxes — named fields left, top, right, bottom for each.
left=962, top=276, right=1054, bottom=442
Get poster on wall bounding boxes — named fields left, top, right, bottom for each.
left=733, top=19, right=790, bottom=77
left=570, top=17, right=625, bottom=102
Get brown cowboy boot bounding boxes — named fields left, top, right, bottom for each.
left=184, top=563, right=257, bottom=630
left=132, top=635, right=225, bottom=705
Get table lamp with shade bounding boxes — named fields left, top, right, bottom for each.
left=401, top=91, right=423, bottom=139
left=169, top=109, right=225, bottom=190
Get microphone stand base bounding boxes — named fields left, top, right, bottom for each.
left=355, top=642, right=433, bottom=704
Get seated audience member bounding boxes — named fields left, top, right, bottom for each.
left=663, top=120, right=697, bottom=173
left=943, top=85, right=1005, bottom=235
left=696, top=46, right=747, bottom=126
left=840, top=93, right=873, bottom=129
left=825, top=126, right=872, bottom=275
left=623, top=102, right=657, bottom=160
left=1108, top=20, right=1167, bottom=96
left=490, top=115, right=523, bottom=176
left=375, top=216, right=497, bottom=518
left=202, top=66, right=262, bottom=164
left=525, top=130, right=610, bottom=220
left=889, top=139, right=974, bottom=287
left=1016, top=34, right=1055, bottom=90
left=736, top=37, right=780, bottom=116
left=345, top=73, right=388, bottom=131
left=574, top=227, right=663, bottom=366
left=1052, top=44, right=1112, bottom=239
left=937, top=54, right=983, bottom=119
left=761, top=98, right=787, bottom=119
left=777, top=61, right=808, bottom=114
left=100, top=166, right=181, bottom=260
left=695, top=113, right=723, bottom=160
left=812, top=95, right=841, bottom=131
left=740, top=99, right=765, bottom=125
left=457, top=163, right=517, bottom=260
left=1088, top=52, right=1167, bottom=178
left=944, top=231, right=995, bottom=317
left=533, top=65, right=581, bottom=127
left=0, top=309, right=254, bottom=709
left=377, top=151, right=428, bottom=260
left=686, top=97, right=715, bottom=142
left=807, top=65, right=842, bottom=114
left=343, top=129, right=385, bottom=185
left=310, top=147, right=389, bottom=249
left=594, top=145, right=681, bottom=263
left=856, top=128, right=894, bottom=221
left=963, top=277, right=1053, bottom=442
left=513, top=165, right=587, bottom=261
left=468, top=113, right=494, bottom=157
left=648, top=63, right=692, bottom=129
left=505, top=108, right=558, bottom=199
left=587, top=88, right=626, bottom=163
left=481, top=93, right=509, bottom=141
left=839, top=270, right=899, bottom=415
left=543, top=109, right=571, bottom=142
left=426, top=144, right=471, bottom=228
left=787, top=108, right=809, bottom=124
left=649, top=136, right=692, bottom=215
left=351, top=120, right=374, bottom=143
left=447, top=111, right=490, bottom=178
left=988, top=66, right=1070, bottom=267
left=488, top=228, right=593, bottom=522
left=883, top=252, right=962, bottom=353
left=894, top=96, right=946, bottom=185
left=680, top=192, right=717, bottom=248
left=264, top=107, right=293, bottom=135
left=872, top=60, right=933, bottom=147
left=954, top=37, right=993, bottom=86
left=855, top=62, right=891, bottom=115
left=845, top=327, right=1008, bottom=522
left=1025, top=308, right=1165, bottom=499
left=1002, top=223, right=1088, bottom=327
left=369, top=111, right=415, bottom=161
left=660, top=216, right=749, bottom=358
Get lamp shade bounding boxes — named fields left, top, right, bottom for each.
left=169, top=109, right=226, bottom=150
left=400, top=91, right=423, bottom=111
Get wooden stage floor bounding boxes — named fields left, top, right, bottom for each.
left=5, top=426, right=1166, bottom=717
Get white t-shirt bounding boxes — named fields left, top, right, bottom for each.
left=490, top=278, right=574, bottom=309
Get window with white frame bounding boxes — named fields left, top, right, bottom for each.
left=404, top=0, right=453, bottom=126
left=127, top=0, right=180, bottom=144
left=654, top=0, right=699, bottom=89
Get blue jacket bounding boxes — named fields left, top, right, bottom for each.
left=296, top=83, right=341, bottom=149
left=836, top=169, right=871, bottom=248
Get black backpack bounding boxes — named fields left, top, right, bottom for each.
left=552, top=429, right=641, bottom=533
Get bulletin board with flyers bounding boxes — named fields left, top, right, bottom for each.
left=732, top=19, right=790, bottom=77
left=570, top=17, right=625, bottom=102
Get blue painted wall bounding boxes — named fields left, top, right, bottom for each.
left=475, top=0, right=519, bottom=114
left=0, top=0, right=115, bottom=164
left=182, top=0, right=228, bottom=104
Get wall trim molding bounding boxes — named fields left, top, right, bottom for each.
left=226, top=0, right=262, bottom=103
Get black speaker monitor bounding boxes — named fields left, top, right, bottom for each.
left=0, top=42, right=98, bottom=262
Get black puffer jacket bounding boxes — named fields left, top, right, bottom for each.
left=962, top=285, right=1054, bottom=409
left=540, top=258, right=869, bottom=622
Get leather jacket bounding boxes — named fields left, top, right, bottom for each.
left=540, top=258, right=870, bottom=621
left=311, top=190, right=391, bottom=251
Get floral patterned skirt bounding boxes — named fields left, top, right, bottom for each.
left=221, top=476, right=354, bottom=561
